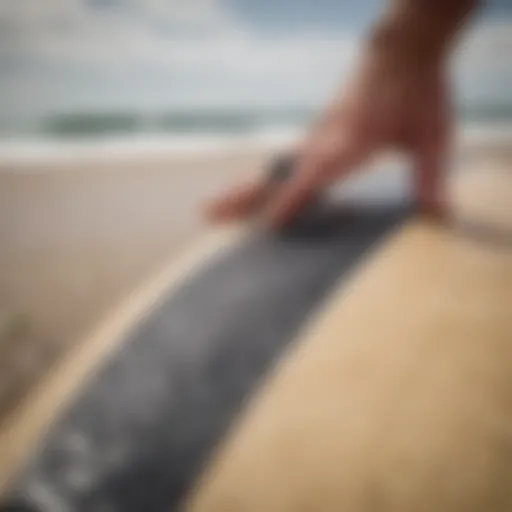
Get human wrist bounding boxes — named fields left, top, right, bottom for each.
left=368, top=21, right=446, bottom=69
left=367, top=0, right=479, bottom=68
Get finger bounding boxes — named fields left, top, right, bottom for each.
left=413, top=76, right=452, bottom=219
left=413, top=137, right=449, bottom=219
left=204, top=178, right=271, bottom=223
left=263, top=133, right=367, bottom=228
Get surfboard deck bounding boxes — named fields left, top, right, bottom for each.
left=1, top=164, right=510, bottom=511
left=188, top=165, right=512, bottom=512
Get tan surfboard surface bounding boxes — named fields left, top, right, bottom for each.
left=188, top=166, right=512, bottom=511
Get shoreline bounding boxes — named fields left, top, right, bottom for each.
left=0, top=122, right=511, bottom=169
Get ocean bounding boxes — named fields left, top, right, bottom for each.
left=0, top=105, right=511, bottom=165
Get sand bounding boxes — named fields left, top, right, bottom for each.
left=0, top=148, right=270, bottom=422
left=0, top=138, right=510, bottom=425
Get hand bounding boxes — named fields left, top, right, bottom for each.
left=205, top=42, right=452, bottom=228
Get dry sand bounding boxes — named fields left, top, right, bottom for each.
left=0, top=148, right=270, bottom=421
left=0, top=140, right=510, bottom=424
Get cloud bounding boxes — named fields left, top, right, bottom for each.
left=0, top=0, right=247, bottom=63
left=0, top=0, right=510, bottom=115
left=0, top=0, right=357, bottom=112
left=0, top=0, right=354, bottom=70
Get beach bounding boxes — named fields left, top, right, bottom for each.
left=0, top=145, right=274, bottom=420
left=0, top=129, right=511, bottom=423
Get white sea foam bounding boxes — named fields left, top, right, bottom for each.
left=0, top=122, right=509, bottom=168
left=461, top=121, right=512, bottom=145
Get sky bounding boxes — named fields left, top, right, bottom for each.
left=0, top=0, right=511, bottom=118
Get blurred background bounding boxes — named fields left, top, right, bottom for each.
left=0, top=0, right=511, bottom=421
left=0, top=0, right=511, bottom=154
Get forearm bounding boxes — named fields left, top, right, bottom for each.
left=369, top=0, right=480, bottom=65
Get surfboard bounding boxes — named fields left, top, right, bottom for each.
left=1, top=161, right=510, bottom=511
left=188, top=164, right=512, bottom=511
